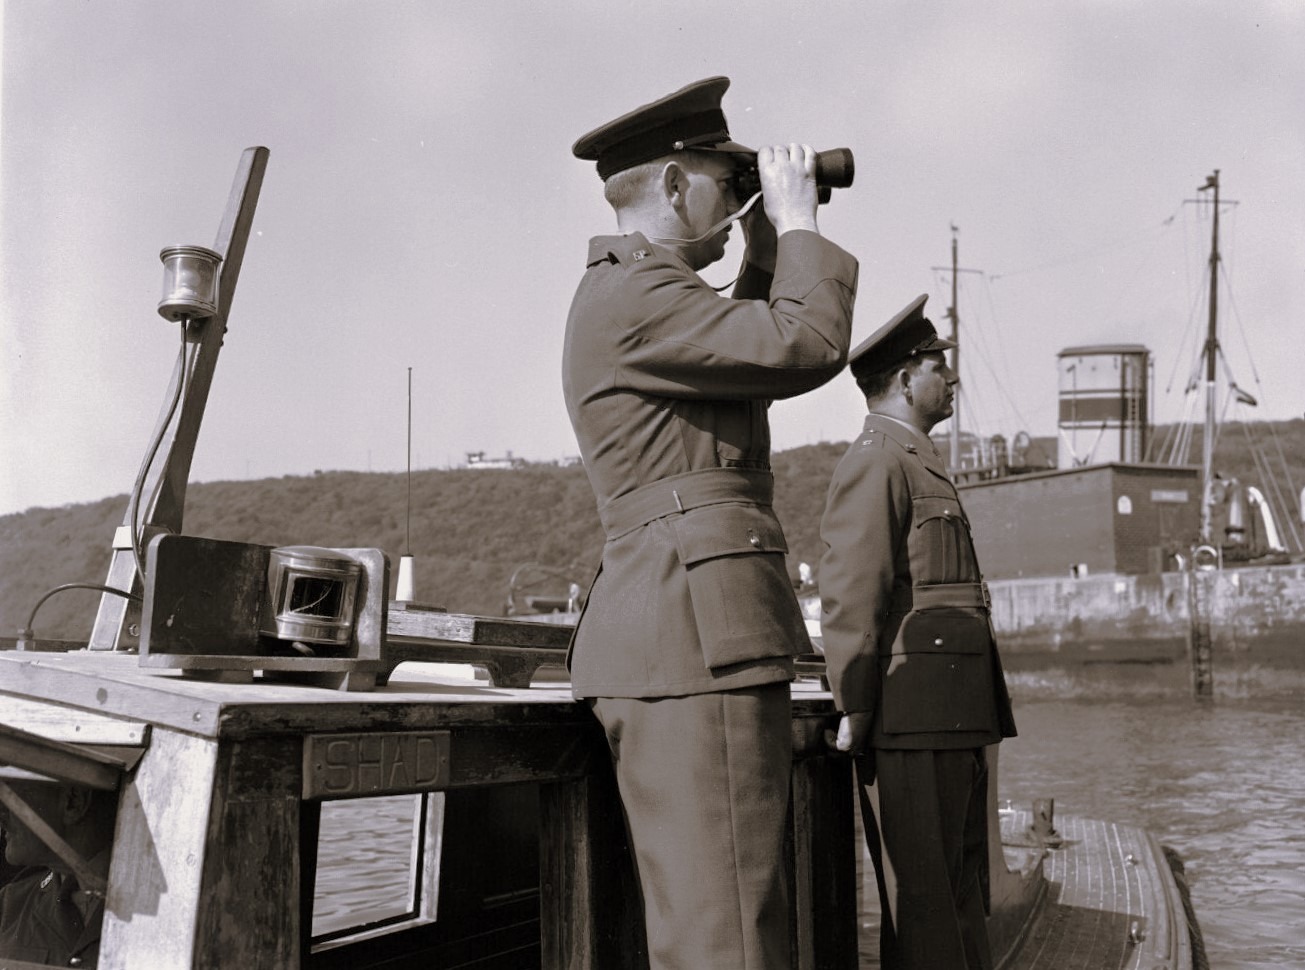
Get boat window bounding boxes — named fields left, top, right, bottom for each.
left=310, top=792, right=444, bottom=942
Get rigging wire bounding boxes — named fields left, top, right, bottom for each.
left=1196, top=217, right=1302, bottom=554
left=957, top=273, right=1033, bottom=434
left=1156, top=199, right=1228, bottom=408
left=128, top=321, right=192, bottom=581
left=1224, top=384, right=1305, bottom=554
left=19, top=320, right=194, bottom=646
left=968, top=206, right=1184, bottom=451
left=1218, top=259, right=1263, bottom=386
left=1263, top=426, right=1304, bottom=550
left=1157, top=256, right=1208, bottom=402
left=1241, top=423, right=1289, bottom=551
left=987, top=206, right=1183, bottom=282
left=1243, top=421, right=1302, bottom=553
left=980, top=275, right=1020, bottom=396
left=929, top=268, right=1036, bottom=449
left=1143, top=189, right=1291, bottom=530
left=1156, top=388, right=1201, bottom=466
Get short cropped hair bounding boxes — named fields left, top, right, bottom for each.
left=603, top=150, right=720, bottom=211
left=856, top=357, right=923, bottom=403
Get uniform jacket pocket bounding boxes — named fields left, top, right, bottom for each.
left=671, top=503, right=804, bottom=669
left=879, top=609, right=998, bottom=735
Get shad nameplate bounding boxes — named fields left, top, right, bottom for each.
left=303, top=730, right=451, bottom=799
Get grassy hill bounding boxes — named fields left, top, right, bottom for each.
left=3, top=422, right=1301, bottom=642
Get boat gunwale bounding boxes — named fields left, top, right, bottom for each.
left=0, top=650, right=841, bottom=744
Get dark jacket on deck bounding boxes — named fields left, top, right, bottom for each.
left=0, top=868, right=102, bottom=968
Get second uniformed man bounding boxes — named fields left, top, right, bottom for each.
left=818, top=294, right=1016, bottom=970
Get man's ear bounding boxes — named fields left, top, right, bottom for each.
left=662, top=160, right=690, bottom=212
left=897, top=365, right=914, bottom=403
left=61, top=785, right=94, bottom=826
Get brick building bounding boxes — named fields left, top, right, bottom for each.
left=958, top=463, right=1200, bottom=579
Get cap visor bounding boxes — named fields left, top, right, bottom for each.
left=695, top=140, right=756, bottom=157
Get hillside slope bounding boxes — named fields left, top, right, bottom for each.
left=4, top=423, right=1301, bottom=642
left=0, top=444, right=844, bottom=642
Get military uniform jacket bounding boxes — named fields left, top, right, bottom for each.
left=563, top=229, right=858, bottom=698
left=818, top=413, right=1016, bottom=749
left=0, top=869, right=102, bottom=967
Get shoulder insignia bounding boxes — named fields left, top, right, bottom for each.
left=605, top=235, right=660, bottom=267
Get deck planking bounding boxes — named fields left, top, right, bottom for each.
left=999, top=810, right=1191, bottom=970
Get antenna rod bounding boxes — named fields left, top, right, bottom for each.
left=406, top=366, right=413, bottom=556
left=395, top=366, right=417, bottom=603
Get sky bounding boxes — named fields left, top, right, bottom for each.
left=2, top=1, right=1302, bottom=517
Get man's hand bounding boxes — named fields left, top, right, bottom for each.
left=756, top=143, right=819, bottom=237
left=824, top=711, right=874, bottom=754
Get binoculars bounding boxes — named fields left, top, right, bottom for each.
left=733, top=148, right=855, bottom=204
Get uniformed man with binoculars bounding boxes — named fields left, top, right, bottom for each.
left=563, top=75, right=859, bottom=970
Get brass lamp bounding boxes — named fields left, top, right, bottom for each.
left=157, top=245, right=223, bottom=321
left=263, top=546, right=364, bottom=647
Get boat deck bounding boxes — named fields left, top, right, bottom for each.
left=853, top=809, right=1192, bottom=969
left=1003, top=810, right=1192, bottom=970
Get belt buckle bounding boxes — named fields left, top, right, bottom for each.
left=980, top=581, right=991, bottom=610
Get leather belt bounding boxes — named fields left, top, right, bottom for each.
left=889, top=582, right=990, bottom=612
left=598, top=467, right=774, bottom=539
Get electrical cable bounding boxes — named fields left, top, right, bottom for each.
left=17, top=583, right=141, bottom=647
left=128, top=321, right=191, bottom=581
left=19, top=322, right=192, bottom=648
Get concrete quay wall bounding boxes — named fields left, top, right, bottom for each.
left=988, top=563, right=1305, bottom=663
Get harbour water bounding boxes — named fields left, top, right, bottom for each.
left=315, top=658, right=1305, bottom=969
left=997, top=664, right=1305, bottom=970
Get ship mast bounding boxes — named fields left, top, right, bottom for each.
left=1198, top=170, right=1221, bottom=544
left=933, top=224, right=980, bottom=469
left=947, top=225, right=961, bottom=468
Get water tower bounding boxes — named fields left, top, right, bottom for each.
left=1057, top=344, right=1150, bottom=468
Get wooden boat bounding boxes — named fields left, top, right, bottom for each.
left=0, top=629, right=853, bottom=969
left=0, top=625, right=1202, bottom=970
left=993, top=807, right=1199, bottom=970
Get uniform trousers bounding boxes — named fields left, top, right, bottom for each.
left=589, top=683, right=793, bottom=970
left=858, top=747, right=993, bottom=970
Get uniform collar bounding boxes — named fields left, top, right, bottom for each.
left=863, top=412, right=950, bottom=479
left=585, top=232, right=695, bottom=275
left=588, top=232, right=641, bottom=267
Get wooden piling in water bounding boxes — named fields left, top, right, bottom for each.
left=1186, top=568, right=1216, bottom=697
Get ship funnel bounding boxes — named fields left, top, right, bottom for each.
left=1056, top=345, right=1150, bottom=468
